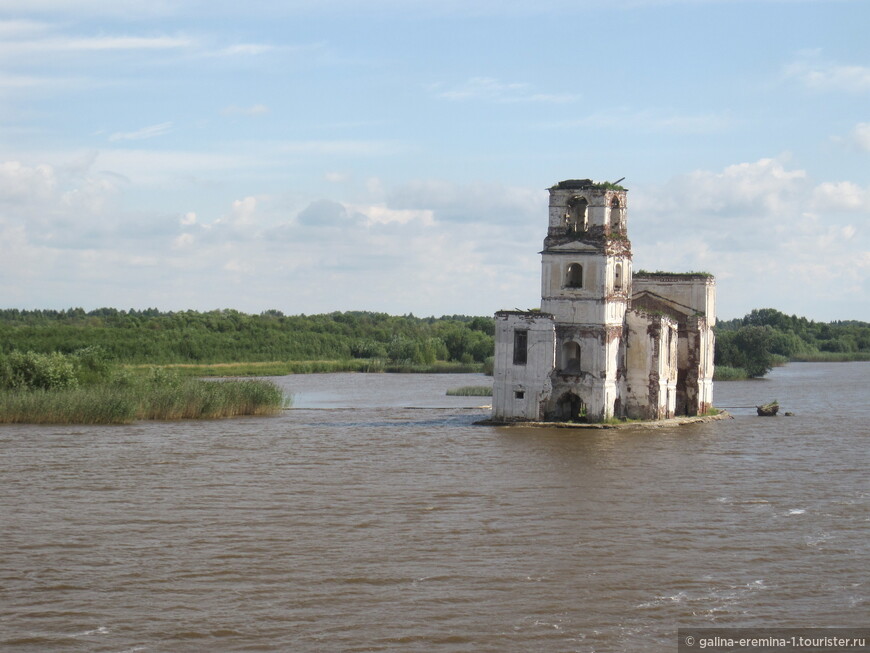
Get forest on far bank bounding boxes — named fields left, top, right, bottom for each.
left=0, top=306, right=867, bottom=379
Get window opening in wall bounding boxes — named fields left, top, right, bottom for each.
left=561, top=341, right=582, bottom=374
left=610, top=197, right=622, bottom=232
left=515, top=390, right=525, bottom=399
left=614, top=262, right=623, bottom=290
left=565, top=197, right=588, bottom=233
left=566, top=263, right=583, bottom=288
left=513, top=329, right=528, bottom=365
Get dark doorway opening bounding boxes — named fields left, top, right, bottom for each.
left=555, top=392, right=586, bottom=422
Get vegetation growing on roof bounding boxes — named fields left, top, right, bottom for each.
left=634, top=270, right=714, bottom=278
left=552, top=179, right=627, bottom=191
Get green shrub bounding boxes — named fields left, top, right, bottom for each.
left=713, top=365, right=749, bottom=381
left=0, top=351, right=79, bottom=391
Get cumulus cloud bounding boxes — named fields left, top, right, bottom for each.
left=636, top=157, right=806, bottom=222
left=812, top=181, right=868, bottom=212
left=629, top=158, right=869, bottom=319
left=1, top=153, right=864, bottom=319
left=229, top=196, right=257, bottom=225
left=0, top=160, right=57, bottom=202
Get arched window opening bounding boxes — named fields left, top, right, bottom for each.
left=610, top=197, right=622, bottom=232
left=565, top=197, right=588, bottom=233
left=562, top=341, right=582, bottom=374
left=566, top=263, right=583, bottom=288
left=614, top=262, right=623, bottom=291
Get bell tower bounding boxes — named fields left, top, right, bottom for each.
left=540, top=179, right=632, bottom=420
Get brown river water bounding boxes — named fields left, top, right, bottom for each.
left=1, top=362, right=867, bottom=652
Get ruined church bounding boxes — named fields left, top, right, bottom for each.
left=492, top=179, right=715, bottom=422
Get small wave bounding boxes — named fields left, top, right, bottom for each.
left=787, top=508, right=806, bottom=515
left=70, top=626, right=109, bottom=638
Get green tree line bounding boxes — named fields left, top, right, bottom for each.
left=1, top=306, right=866, bottom=379
left=714, top=308, right=870, bottom=377
left=0, top=309, right=495, bottom=367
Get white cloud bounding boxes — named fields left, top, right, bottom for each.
left=0, top=73, right=76, bottom=89
left=279, top=140, right=404, bottom=157
left=630, top=158, right=869, bottom=319
left=221, top=104, right=270, bottom=116
left=386, top=179, right=544, bottom=224
left=851, top=122, right=870, bottom=152
left=785, top=55, right=870, bottom=93
left=353, top=204, right=435, bottom=226
left=173, top=232, right=195, bottom=249
left=434, top=77, right=577, bottom=103
left=0, top=19, right=52, bottom=38
left=552, top=108, right=732, bottom=134
left=48, top=148, right=259, bottom=186
left=229, top=196, right=257, bottom=225
left=0, top=34, right=195, bottom=58
left=0, top=160, right=57, bottom=202
left=220, top=44, right=274, bottom=56
left=0, top=0, right=177, bottom=16
left=812, top=181, right=869, bottom=212
left=108, top=122, right=173, bottom=142
left=295, top=199, right=365, bottom=227
left=646, top=157, right=807, bottom=218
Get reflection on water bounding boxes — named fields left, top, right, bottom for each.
left=1, top=364, right=867, bottom=652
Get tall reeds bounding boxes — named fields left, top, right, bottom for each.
left=0, top=377, right=287, bottom=425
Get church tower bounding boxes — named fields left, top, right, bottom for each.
left=539, top=180, right=631, bottom=421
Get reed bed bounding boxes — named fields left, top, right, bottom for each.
left=148, top=359, right=485, bottom=377
left=789, top=351, right=870, bottom=362
left=0, top=378, right=287, bottom=425
left=446, top=385, right=493, bottom=396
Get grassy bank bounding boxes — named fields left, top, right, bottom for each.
left=0, top=377, right=287, bottom=425
left=143, top=359, right=485, bottom=377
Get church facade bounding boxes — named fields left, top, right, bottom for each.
left=492, top=179, right=715, bottom=422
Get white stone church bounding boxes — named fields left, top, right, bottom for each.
left=492, top=179, right=716, bottom=423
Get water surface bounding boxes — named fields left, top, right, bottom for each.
left=1, top=364, right=867, bottom=652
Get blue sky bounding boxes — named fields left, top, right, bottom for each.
left=1, top=0, right=867, bottom=321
